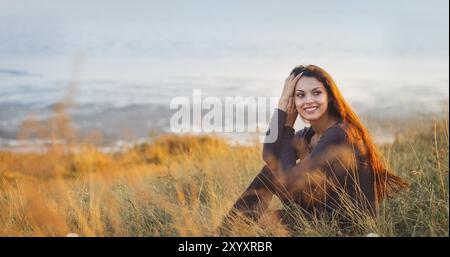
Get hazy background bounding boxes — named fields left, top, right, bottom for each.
left=0, top=0, right=448, bottom=148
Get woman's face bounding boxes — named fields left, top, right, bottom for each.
left=294, top=76, right=330, bottom=121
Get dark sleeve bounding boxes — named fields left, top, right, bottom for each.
left=278, top=126, right=296, bottom=171
left=262, top=108, right=289, bottom=169
left=280, top=126, right=351, bottom=193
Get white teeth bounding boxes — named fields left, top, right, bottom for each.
left=304, top=107, right=318, bottom=111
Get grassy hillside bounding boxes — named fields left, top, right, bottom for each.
left=0, top=116, right=448, bottom=236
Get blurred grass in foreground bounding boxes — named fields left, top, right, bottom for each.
left=0, top=111, right=448, bottom=236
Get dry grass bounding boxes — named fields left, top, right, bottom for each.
left=0, top=105, right=448, bottom=237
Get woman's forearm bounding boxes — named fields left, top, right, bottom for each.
left=262, top=108, right=287, bottom=169
left=278, top=126, right=297, bottom=171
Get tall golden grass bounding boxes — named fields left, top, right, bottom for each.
left=0, top=100, right=448, bottom=236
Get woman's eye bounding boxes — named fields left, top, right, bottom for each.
left=296, top=94, right=304, bottom=98
left=313, top=91, right=321, bottom=96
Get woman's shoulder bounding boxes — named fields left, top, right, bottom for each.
left=322, top=121, right=352, bottom=145
left=294, top=121, right=349, bottom=138
left=293, top=120, right=352, bottom=147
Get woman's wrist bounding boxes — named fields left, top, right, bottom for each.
left=278, top=98, right=289, bottom=111
left=285, top=117, right=295, bottom=127
left=284, top=122, right=294, bottom=128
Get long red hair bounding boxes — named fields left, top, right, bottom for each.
left=290, top=64, right=408, bottom=201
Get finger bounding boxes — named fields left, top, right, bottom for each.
left=291, top=73, right=302, bottom=87
left=290, top=104, right=296, bottom=113
left=291, top=102, right=298, bottom=112
left=289, top=98, right=296, bottom=111
left=293, top=72, right=303, bottom=83
left=286, top=98, right=291, bottom=110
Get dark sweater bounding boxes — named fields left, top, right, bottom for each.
left=263, top=108, right=378, bottom=219
left=221, top=109, right=378, bottom=234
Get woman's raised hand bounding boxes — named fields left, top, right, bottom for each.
left=278, top=73, right=302, bottom=112
left=285, top=97, right=298, bottom=127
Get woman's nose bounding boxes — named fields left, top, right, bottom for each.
left=305, top=95, right=314, bottom=104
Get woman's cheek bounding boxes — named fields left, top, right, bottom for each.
left=317, top=94, right=327, bottom=104
left=318, top=97, right=328, bottom=116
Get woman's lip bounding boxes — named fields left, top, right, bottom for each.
left=303, top=106, right=318, bottom=111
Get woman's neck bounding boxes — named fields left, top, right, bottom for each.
left=309, top=114, right=339, bottom=137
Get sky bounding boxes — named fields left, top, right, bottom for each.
left=0, top=0, right=448, bottom=59
left=0, top=0, right=448, bottom=143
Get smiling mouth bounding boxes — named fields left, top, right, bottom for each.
left=303, top=106, right=318, bottom=112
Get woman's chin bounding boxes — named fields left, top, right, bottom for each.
left=300, top=113, right=323, bottom=122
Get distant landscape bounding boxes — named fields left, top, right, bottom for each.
left=0, top=0, right=448, bottom=237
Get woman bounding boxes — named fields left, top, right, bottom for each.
left=221, top=64, right=408, bottom=234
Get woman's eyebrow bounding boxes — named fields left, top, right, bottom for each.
left=296, top=87, right=321, bottom=92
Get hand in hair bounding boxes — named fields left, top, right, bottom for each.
left=278, top=73, right=302, bottom=111
left=285, top=97, right=298, bottom=127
